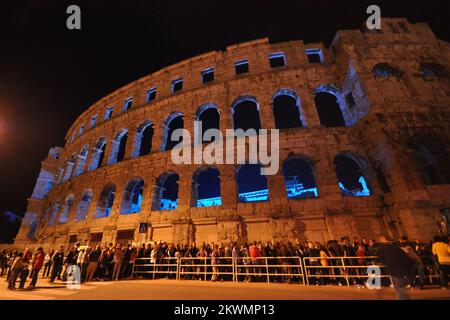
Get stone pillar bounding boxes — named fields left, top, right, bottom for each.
left=88, top=147, right=102, bottom=171
left=258, top=93, right=276, bottom=130
left=177, top=170, right=191, bottom=215
left=132, top=131, right=143, bottom=158
left=73, top=154, right=87, bottom=176
left=108, top=140, right=120, bottom=165
left=220, top=165, right=237, bottom=210
left=299, top=88, right=321, bottom=128
left=63, top=161, right=74, bottom=181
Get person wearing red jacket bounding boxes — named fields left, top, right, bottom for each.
left=29, top=247, right=45, bottom=288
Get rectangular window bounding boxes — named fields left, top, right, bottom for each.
left=171, top=78, right=183, bottom=93
left=78, top=124, right=85, bottom=136
left=345, top=92, right=356, bottom=109
left=269, top=52, right=286, bottom=68
left=123, top=97, right=133, bottom=111
left=146, top=87, right=157, bottom=102
left=235, top=59, right=249, bottom=74
left=89, top=115, right=98, bottom=128
left=105, top=106, right=113, bottom=120
left=306, top=48, right=323, bottom=63
left=201, top=68, right=214, bottom=84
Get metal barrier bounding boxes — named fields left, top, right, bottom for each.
left=133, top=257, right=179, bottom=279
left=133, top=255, right=439, bottom=287
left=234, top=257, right=305, bottom=284
left=303, top=256, right=392, bottom=286
left=178, top=257, right=234, bottom=281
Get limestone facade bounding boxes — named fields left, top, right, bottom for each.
left=14, top=18, right=450, bottom=250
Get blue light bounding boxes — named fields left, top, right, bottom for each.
left=238, top=189, right=269, bottom=202
left=130, top=193, right=142, bottom=213
left=338, top=176, right=371, bottom=196
left=160, top=199, right=178, bottom=210
left=197, top=197, right=222, bottom=207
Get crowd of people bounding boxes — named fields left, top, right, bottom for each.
left=1, top=235, right=449, bottom=292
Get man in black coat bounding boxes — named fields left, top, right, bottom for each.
left=377, top=235, right=413, bottom=300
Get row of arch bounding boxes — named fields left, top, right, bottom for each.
left=59, top=86, right=351, bottom=182
left=48, top=152, right=372, bottom=225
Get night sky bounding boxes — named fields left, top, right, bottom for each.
left=0, top=0, right=449, bottom=217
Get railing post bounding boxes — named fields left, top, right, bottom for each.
left=176, top=258, right=180, bottom=280
left=304, top=258, right=310, bottom=286
left=299, top=257, right=305, bottom=285
left=204, top=257, right=207, bottom=281
left=342, top=257, right=350, bottom=287
left=266, top=257, right=270, bottom=283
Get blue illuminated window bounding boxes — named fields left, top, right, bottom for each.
left=235, top=60, right=249, bottom=74
left=201, top=68, right=215, bottom=84
left=89, top=115, right=98, bottom=128
left=105, top=107, right=113, bottom=120
left=269, top=52, right=286, bottom=68
left=306, top=48, right=323, bottom=63
left=123, top=97, right=133, bottom=112
left=78, top=124, right=85, bottom=136
left=146, top=87, right=157, bottom=102
left=171, top=78, right=183, bottom=93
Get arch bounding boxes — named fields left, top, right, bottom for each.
left=161, top=112, right=184, bottom=151
left=133, top=120, right=154, bottom=157
left=95, top=183, right=116, bottom=218
left=314, top=85, right=346, bottom=127
left=89, top=137, right=107, bottom=171
left=272, top=89, right=305, bottom=129
left=109, top=129, right=128, bottom=164
left=152, top=172, right=179, bottom=211
left=195, top=103, right=220, bottom=143
left=191, top=166, right=221, bottom=207
left=407, top=134, right=450, bottom=185
left=58, top=194, right=75, bottom=224
left=121, top=177, right=144, bottom=214
left=334, top=152, right=371, bottom=196
left=372, top=63, right=404, bottom=78
left=73, top=144, right=89, bottom=176
left=282, top=155, right=318, bottom=199
left=236, top=164, right=269, bottom=202
left=75, top=189, right=93, bottom=221
left=231, top=96, right=261, bottom=133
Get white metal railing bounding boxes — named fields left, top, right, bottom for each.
left=303, top=256, right=392, bottom=286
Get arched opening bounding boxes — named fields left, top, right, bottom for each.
left=272, top=89, right=304, bottom=129
left=162, top=112, right=184, bottom=151
left=95, top=183, right=116, bottom=218
left=152, top=172, right=179, bottom=211
left=282, top=156, right=318, bottom=199
left=121, top=177, right=144, bottom=214
left=196, top=104, right=220, bottom=143
left=236, top=164, right=269, bottom=202
left=109, top=129, right=128, bottom=164
left=75, top=189, right=93, bottom=221
left=407, top=134, right=450, bottom=185
left=91, top=137, right=107, bottom=170
left=232, top=96, right=262, bottom=133
left=134, top=121, right=154, bottom=157
left=58, top=194, right=74, bottom=224
left=314, top=85, right=346, bottom=127
left=420, top=62, right=449, bottom=80
left=334, top=153, right=371, bottom=196
left=73, top=144, right=89, bottom=176
left=191, top=167, right=221, bottom=207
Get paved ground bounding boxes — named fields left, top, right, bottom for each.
left=1, top=277, right=450, bottom=300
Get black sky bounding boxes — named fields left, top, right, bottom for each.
left=0, top=0, right=449, bottom=216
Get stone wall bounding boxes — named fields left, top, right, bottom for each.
left=12, top=18, right=450, bottom=251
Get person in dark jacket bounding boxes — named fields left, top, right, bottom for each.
left=50, top=246, right=65, bottom=283
left=376, top=235, right=413, bottom=300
